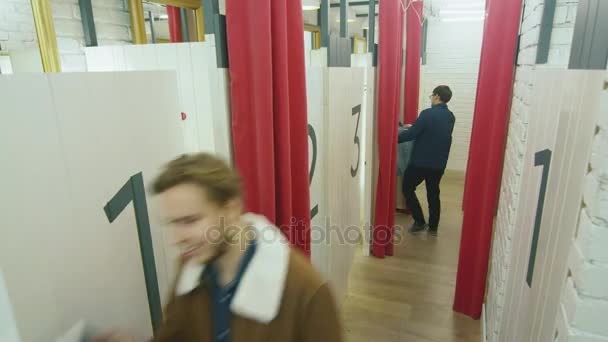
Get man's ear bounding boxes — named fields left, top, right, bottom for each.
left=224, top=198, right=243, bottom=221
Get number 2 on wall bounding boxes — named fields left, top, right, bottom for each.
left=351, top=104, right=362, bottom=178
left=104, top=172, right=162, bottom=331
left=526, top=149, right=552, bottom=287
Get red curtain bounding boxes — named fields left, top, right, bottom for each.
left=454, top=0, right=523, bottom=318
left=403, top=0, right=423, bottom=124
left=226, top=0, right=311, bottom=256
left=167, top=6, right=182, bottom=43
left=372, top=0, right=404, bottom=258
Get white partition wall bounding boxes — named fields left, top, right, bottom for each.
left=0, top=271, right=20, bottom=342
left=307, top=67, right=329, bottom=278
left=307, top=65, right=371, bottom=304
left=326, top=68, right=366, bottom=303
left=0, top=72, right=183, bottom=341
left=84, top=42, right=232, bottom=163
left=495, top=70, right=605, bottom=341
left=361, top=65, right=376, bottom=257
left=419, top=19, right=483, bottom=172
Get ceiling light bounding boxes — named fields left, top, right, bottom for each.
left=444, top=2, right=485, bottom=9
left=303, top=0, right=320, bottom=11
left=440, top=10, right=485, bottom=15
left=441, top=17, right=485, bottom=22
left=159, top=14, right=168, bottom=20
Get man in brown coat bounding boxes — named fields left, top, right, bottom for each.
left=129, top=153, right=342, bottom=342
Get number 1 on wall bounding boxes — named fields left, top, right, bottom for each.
left=104, top=172, right=162, bottom=331
left=526, top=149, right=552, bottom=287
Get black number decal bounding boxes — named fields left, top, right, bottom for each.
left=104, top=172, right=162, bottom=331
left=308, top=124, right=319, bottom=219
left=526, top=149, right=552, bottom=287
left=351, top=104, right=362, bottom=178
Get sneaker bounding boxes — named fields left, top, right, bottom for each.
left=409, top=222, right=428, bottom=234
left=428, top=229, right=438, bottom=237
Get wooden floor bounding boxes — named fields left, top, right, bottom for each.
left=342, top=171, right=481, bottom=342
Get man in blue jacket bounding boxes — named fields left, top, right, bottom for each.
left=398, top=85, right=455, bottom=236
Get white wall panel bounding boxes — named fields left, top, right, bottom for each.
left=498, top=70, right=605, bottom=342
left=307, top=67, right=329, bottom=278
left=0, top=271, right=20, bottom=342
left=326, top=68, right=366, bottom=304
left=84, top=46, right=114, bottom=72
left=84, top=42, right=231, bottom=160
left=207, top=68, right=233, bottom=163
left=123, top=45, right=156, bottom=71
left=190, top=43, right=217, bottom=154
left=306, top=65, right=372, bottom=302
left=8, top=49, right=44, bottom=73
left=361, top=66, right=376, bottom=256
left=311, top=47, right=328, bottom=67
left=0, top=74, right=68, bottom=341
left=0, top=72, right=183, bottom=341
left=175, top=44, right=200, bottom=153
left=0, top=56, right=14, bottom=74
left=304, top=32, right=312, bottom=67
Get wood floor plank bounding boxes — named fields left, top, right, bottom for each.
left=342, top=171, right=481, bottom=341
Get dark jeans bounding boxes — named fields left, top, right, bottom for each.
left=402, top=165, right=445, bottom=230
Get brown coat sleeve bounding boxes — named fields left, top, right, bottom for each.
left=152, top=261, right=190, bottom=342
left=300, top=283, right=344, bottom=342
left=152, top=297, right=187, bottom=341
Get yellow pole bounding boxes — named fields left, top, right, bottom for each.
left=30, top=0, right=60, bottom=72
left=195, top=7, right=205, bottom=42
left=128, top=0, right=147, bottom=44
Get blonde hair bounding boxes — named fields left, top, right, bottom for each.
left=152, top=153, right=242, bottom=206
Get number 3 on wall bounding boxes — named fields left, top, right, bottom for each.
left=351, top=104, right=362, bottom=178
left=104, top=172, right=162, bottom=331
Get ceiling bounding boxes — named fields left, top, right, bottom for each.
left=139, top=0, right=486, bottom=41
left=425, top=0, right=485, bottom=19
left=302, top=1, right=379, bottom=38
left=304, top=0, right=485, bottom=38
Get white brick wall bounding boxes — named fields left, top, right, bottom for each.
left=0, top=0, right=131, bottom=71
left=419, top=19, right=483, bottom=171
left=560, top=79, right=608, bottom=341
left=486, top=64, right=535, bottom=342
left=486, top=0, right=584, bottom=341
left=549, top=0, right=578, bottom=66
left=487, top=0, right=608, bottom=339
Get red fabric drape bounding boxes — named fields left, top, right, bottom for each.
left=226, top=0, right=311, bottom=256
left=167, top=6, right=182, bottom=43
left=403, top=0, right=423, bottom=124
left=372, top=0, right=404, bottom=258
left=453, top=0, right=522, bottom=318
